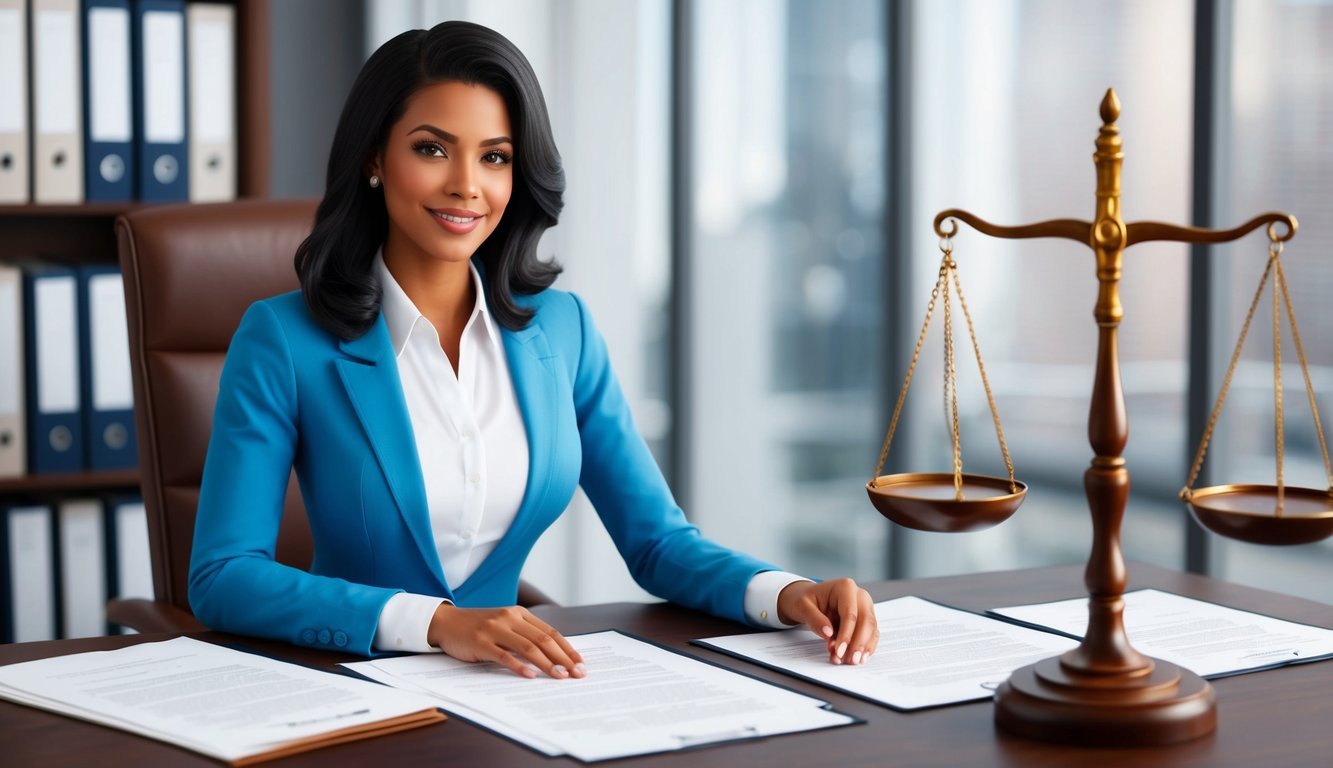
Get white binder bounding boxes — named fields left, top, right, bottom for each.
left=0, top=0, right=29, bottom=203
left=32, top=0, right=84, bottom=203
left=0, top=264, right=23, bottom=478
left=3, top=503, right=57, bottom=643
left=58, top=497, right=108, bottom=638
left=186, top=2, right=235, bottom=202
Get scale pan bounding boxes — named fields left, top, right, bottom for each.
left=1186, top=484, right=1333, bottom=545
left=866, top=473, right=1027, bottom=533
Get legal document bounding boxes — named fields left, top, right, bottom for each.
left=989, top=588, right=1333, bottom=678
left=0, top=637, right=444, bottom=766
left=692, top=596, right=1079, bottom=711
left=343, top=630, right=857, bottom=761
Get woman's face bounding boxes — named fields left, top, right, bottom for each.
left=372, top=81, right=515, bottom=268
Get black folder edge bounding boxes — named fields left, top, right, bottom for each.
left=981, top=588, right=1333, bottom=680
left=690, top=595, right=1046, bottom=713
left=336, top=628, right=863, bottom=763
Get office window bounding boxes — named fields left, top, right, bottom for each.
left=685, top=0, right=889, bottom=579
left=1210, top=0, right=1333, bottom=603
left=900, top=0, right=1194, bottom=577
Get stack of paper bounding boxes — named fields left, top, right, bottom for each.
left=0, top=637, right=445, bottom=766
left=694, top=596, right=1080, bottom=711
left=345, top=630, right=857, bottom=761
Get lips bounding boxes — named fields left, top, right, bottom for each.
left=428, top=207, right=483, bottom=235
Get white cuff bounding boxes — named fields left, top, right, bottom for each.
left=373, top=592, right=450, bottom=653
left=744, top=570, right=810, bottom=628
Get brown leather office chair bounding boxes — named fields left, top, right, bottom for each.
left=109, top=199, right=551, bottom=634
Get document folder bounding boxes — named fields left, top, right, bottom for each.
left=186, top=2, right=235, bottom=202
left=0, top=0, right=29, bottom=203
left=132, top=0, right=187, bottom=201
left=104, top=495, right=152, bottom=617
left=79, top=265, right=136, bottom=470
left=82, top=0, right=135, bottom=201
left=1, top=502, right=58, bottom=643
left=0, top=264, right=24, bottom=478
left=23, top=263, right=84, bottom=474
left=32, top=0, right=85, bottom=203
left=57, top=497, right=109, bottom=638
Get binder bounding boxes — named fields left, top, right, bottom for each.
left=104, top=494, right=151, bottom=633
left=32, top=0, right=85, bottom=203
left=186, top=2, right=234, bottom=202
left=0, top=0, right=29, bottom=203
left=57, top=497, right=108, bottom=638
left=82, top=0, right=135, bottom=201
left=22, top=263, right=84, bottom=474
left=0, top=264, right=24, bottom=479
left=79, top=265, right=136, bottom=470
left=132, top=0, right=187, bottom=201
left=1, top=502, right=58, bottom=643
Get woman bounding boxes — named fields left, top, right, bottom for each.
left=189, top=21, right=878, bottom=679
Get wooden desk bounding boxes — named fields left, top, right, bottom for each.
left=2, top=563, right=1329, bottom=766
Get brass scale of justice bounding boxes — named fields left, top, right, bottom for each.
left=865, top=89, right=1333, bottom=746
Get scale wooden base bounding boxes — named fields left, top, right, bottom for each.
left=995, top=656, right=1216, bottom=746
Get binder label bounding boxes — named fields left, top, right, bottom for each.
left=0, top=10, right=23, bottom=133
left=35, top=277, right=78, bottom=413
left=0, top=280, right=17, bottom=414
left=142, top=10, right=184, bottom=144
left=89, top=274, right=132, bottom=410
left=191, top=18, right=233, bottom=144
left=89, top=7, right=132, bottom=143
left=35, top=10, right=78, bottom=134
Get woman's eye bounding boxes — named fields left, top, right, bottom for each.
left=483, top=150, right=512, bottom=166
left=412, top=141, right=445, bottom=158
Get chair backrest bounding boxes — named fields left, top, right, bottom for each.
left=115, top=199, right=317, bottom=615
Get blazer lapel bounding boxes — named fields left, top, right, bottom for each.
left=458, top=321, right=558, bottom=594
left=334, top=316, right=449, bottom=593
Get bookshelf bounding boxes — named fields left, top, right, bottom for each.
left=0, top=0, right=271, bottom=496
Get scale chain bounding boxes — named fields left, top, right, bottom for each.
left=1273, top=258, right=1333, bottom=492
left=951, top=267, right=1019, bottom=493
left=1272, top=245, right=1284, bottom=513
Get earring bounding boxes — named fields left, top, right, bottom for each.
left=369, top=175, right=381, bottom=188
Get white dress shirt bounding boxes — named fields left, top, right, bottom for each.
left=370, top=253, right=805, bottom=652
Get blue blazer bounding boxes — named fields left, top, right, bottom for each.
left=189, top=285, right=777, bottom=656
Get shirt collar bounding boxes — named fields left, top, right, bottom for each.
left=374, top=250, right=500, bottom=358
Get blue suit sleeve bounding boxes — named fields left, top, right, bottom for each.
left=188, top=302, right=398, bottom=655
left=567, top=293, right=779, bottom=624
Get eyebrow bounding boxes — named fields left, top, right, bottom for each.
left=409, top=124, right=513, bottom=147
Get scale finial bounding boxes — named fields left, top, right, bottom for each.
left=1100, top=88, right=1121, bottom=124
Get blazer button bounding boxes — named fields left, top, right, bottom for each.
left=300, top=628, right=317, bottom=644
left=333, top=631, right=349, bottom=648
left=318, top=629, right=332, bottom=645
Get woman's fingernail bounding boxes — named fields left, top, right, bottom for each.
left=822, top=626, right=834, bottom=638
left=852, top=651, right=862, bottom=664
left=837, top=642, right=848, bottom=659
left=573, top=663, right=588, bottom=677
left=522, top=667, right=538, bottom=678
left=552, top=665, right=569, bottom=678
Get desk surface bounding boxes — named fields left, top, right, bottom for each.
left=2, top=562, right=1330, bottom=767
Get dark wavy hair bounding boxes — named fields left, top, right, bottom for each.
left=295, top=21, right=564, bottom=338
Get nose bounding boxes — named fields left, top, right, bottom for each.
left=446, top=158, right=479, bottom=199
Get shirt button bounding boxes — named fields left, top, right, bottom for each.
left=318, top=629, right=332, bottom=645
left=300, top=628, right=317, bottom=644
left=760, top=610, right=769, bottom=621
left=333, top=631, right=349, bottom=648
left=462, top=429, right=475, bottom=440
left=461, top=529, right=475, bottom=540
left=468, top=473, right=480, bottom=484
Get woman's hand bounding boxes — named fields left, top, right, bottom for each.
left=777, top=578, right=879, bottom=665
left=427, top=603, right=587, bottom=679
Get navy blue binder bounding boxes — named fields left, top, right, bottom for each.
left=22, top=264, right=84, bottom=474
left=1, top=502, right=59, bottom=644
left=78, top=265, right=137, bottom=470
left=131, top=0, right=188, bottom=201
left=82, top=0, right=136, bottom=201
